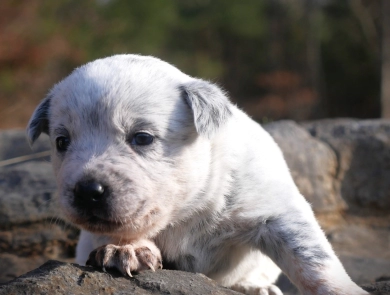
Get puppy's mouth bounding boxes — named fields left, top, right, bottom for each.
left=72, top=211, right=128, bottom=233
left=86, top=215, right=122, bottom=226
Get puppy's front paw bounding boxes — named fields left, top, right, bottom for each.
left=231, top=284, right=283, bottom=295
left=86, top=242, right=162, bottom=277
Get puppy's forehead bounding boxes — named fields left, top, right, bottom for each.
left=50, top=55, right=191, bottom=132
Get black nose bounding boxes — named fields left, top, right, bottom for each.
left=74, top=180, right=106, bottom=206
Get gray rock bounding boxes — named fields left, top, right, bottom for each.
left=362, top=280, right=390, bottom=295
left=339, top=255, right=390, bottom=286
left=328, top=224, right=390, bottom=267
left=303, top=119, right=390, bottom=211
left=265, top=120, right=346, bottom=212
left=0, top=253, right=47, bottom=283
left=0, top=129, right=50, bottom=162
left=327, top=222, right=390, bottom=288
left=0, top=161, right=59, bottom=225
left=1, top=260, right=389, bottom=295
left=0, top=160, right=79, bottom=282
left=0, top=260, right=241, bottom=295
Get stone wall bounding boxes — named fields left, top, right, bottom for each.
left=0, top=130, right=79, bottom=282
left=265, top=119, right=390, bottom=214
left=0, top=120, right=389, bottom=293
left=265, top=120, right=390, bottom=287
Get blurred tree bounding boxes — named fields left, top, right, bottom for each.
left=381, top=0, right=390, bottom=118
left=0, top=0, right=384, bottom=128
left=321, top=0, right=380, bottom=119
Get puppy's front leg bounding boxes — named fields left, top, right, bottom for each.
left=251, top=200, right=367, bottom=295
left=86, top=239, right=163, bottom=277
left=76, top=231, right=162, bottom=276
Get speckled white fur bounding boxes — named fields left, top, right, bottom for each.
left=27, top=54, right=367, bottom=295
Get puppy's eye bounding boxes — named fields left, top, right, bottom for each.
left=130, top=132, right=154, bottom=146
left=56, top=136, right=71, bottom=152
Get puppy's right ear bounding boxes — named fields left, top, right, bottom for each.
left=181, top=79, right=232, bottom=138
left=27, top=94, right=51, bottom=146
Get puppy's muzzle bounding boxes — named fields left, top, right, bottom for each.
left=74, top=180, right=107, bottom=208
left=71, top=179, right=124, bottom=231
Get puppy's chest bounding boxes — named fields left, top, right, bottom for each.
left=156, top=218, right=238, bottom=273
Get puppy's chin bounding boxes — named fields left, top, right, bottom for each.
left=79, top=216, right=126, bottom=234
left=65, top=208, right=163, bottom=238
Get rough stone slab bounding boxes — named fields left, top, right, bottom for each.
left=0, top=260, right=389, bottom=295
left=265, top=120, right=346, bottom=212
left=362, top=280, right=390, bottom=295
left=0, top=260, right=241, bottom=295
left=303, top=119, right=390, bottom=211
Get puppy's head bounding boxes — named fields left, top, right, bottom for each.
left=27, top=54, right=232, bottom=239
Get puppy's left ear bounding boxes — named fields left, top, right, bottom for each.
left=26, top=94, right=51, bottom=146
left=181, top=79, right=232, bottom=138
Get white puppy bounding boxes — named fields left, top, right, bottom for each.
left=27, top=54, right=367, bottom=295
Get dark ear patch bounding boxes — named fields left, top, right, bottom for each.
left=181, top=79, right=232, bottom=138
left=26, top=95, right=51, bottom=145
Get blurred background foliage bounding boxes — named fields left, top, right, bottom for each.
left=0, top=0, right=386, bottom=128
